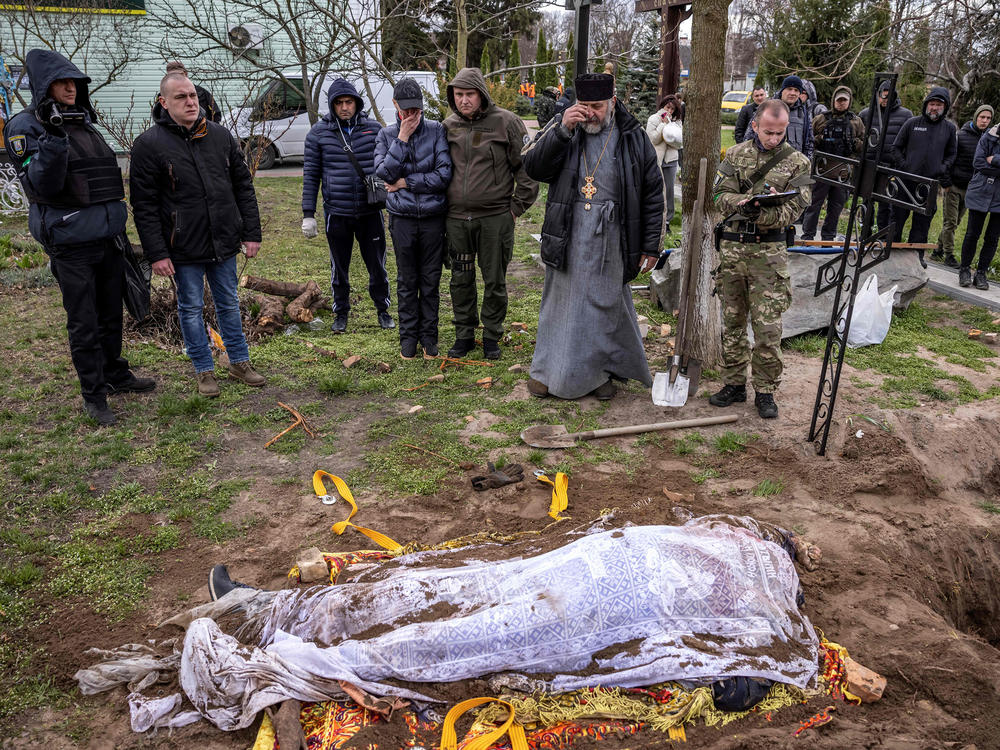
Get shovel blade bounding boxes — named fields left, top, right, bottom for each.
left=652, top=371, right=690, bottom=407
left=520, top=424, right=576, bottom=449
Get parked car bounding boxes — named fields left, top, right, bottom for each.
left=230, top=70, right=438, bottom=169
left=720, top=90, right=752, bottom=113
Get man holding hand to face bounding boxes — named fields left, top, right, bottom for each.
left=374, top=78, right=452, bottom=359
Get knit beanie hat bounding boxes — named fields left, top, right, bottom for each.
left=780, top=75, right=804, bottom=93
left=974, top=104, right=995, bottom=122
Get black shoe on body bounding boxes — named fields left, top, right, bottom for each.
left=208, top=564, right=254, bottom=601
left=422, top=342, right=439, bottom=359
left=447, top=338, right=476, bottom=358
left=592, top=380, right=617, bottom=400
left=483, top=338, right=501, bottom=360
left=331, top=314, right=348, bottom=333
left=84, top=401, right=117, bottom=427
left=945, top=255, right=960, bottom=268
left=400, top=339, right=418, bottom=360
left=959, top=267, right=972, bottom=288
left=800, top=234, right=815, bottom=241
left=755, top=392, right=778, bottom=419
left=107, top=373, right=156, bottom=394
left=377, top=311, right=396, bottom=329
left=709, top=384, right=746, bottom=407
left=974, top=270, right=990, bottom=291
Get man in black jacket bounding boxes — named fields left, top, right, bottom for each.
left=889, top=87, right=957, bottom=263
left=3, top=49, right=155, bottom=426
left=131, top=73, right=265, bottom=397
left=933, top=104, right=993, bottom=266
left=521, top=73, right=662, bottom=401
left=734, top=87, right=768, bottom=144
left=859, top=81, right=913, bottom=232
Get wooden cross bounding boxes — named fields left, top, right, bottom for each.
left=635, top=0, right=692, bottom=104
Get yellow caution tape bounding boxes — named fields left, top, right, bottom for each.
left=440, top=697, right=527, bottom=750
left=312, top=470, right=403, bottom=552
left=535, top=471, right=570, bottom=520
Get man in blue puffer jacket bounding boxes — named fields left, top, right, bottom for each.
left=301, top=79, right=393, bottom=333
left=374, top=78, right=452, bottom=359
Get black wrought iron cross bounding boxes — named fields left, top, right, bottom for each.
left=807, top=73, right=938, bottom=456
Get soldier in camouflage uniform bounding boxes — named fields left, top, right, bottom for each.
left=709, top=99, right=812, bottom=418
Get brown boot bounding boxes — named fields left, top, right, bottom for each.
left=197, top=371, right=221, bottom=398
left=526, top=378, right=549, bottom=398
left=229, top=361, right=266, bottom=387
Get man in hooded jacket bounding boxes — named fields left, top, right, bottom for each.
left=3, top=49, right=155, bottom=426
left=888, top=86, right=957, bottom=260
left=442, top=67, right=538, bottom=360
left=933, top=104, right=993, bottom=266
left=859, top=81, right=914, bottom=232
left=774, top=75, right=814, bottom=159
left=801, top=86, right=864, bottom=241
left=301, top=80, right=393, bottom=334
left=130, top=73, right=265, bottom=398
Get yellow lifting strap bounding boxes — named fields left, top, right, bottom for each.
left=440, top=697, right=528, bottom=750
left=535, top=471, right=570, bottom=520
left=312, top=470, right=403, bottom=552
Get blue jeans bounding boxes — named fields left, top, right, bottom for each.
left=174, top=256, right=249, bottom=373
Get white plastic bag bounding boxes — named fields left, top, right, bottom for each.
left=842, top=274, right=897, bottom=348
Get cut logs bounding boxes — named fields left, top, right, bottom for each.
left=240, top=275, right=330, bottom=329
left=250, top=293, right=286, bottom=333
left=287, top=281, right=322, bottom=323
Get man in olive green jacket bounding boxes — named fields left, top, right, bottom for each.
left=443, top=67, right=538, bottom=359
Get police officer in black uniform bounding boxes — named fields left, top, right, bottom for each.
left=3, top=49, right=154, bottom=426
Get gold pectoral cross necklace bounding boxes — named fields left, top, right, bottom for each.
left=580, top=125, right=615, bottom=209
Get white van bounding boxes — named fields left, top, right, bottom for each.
left=230, top=70, right=439, bottom=169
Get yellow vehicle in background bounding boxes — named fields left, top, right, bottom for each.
left=721, top=90, right=752, bottom=112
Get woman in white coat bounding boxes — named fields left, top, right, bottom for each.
left=646, top=94, right=684, bottom=225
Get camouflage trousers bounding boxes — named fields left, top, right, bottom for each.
left=716, top=240, right=792, bottom=393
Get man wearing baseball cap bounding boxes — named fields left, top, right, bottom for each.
left=374, top=78, right=453, bottom=359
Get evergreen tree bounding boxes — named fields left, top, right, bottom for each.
left=509, top=37, right=521, bottom=78
left=756, top=0, right=888, bottom=106
left=534, top=28, right=547, bottom=84
left=480, top=45, right=492, bottom=74
left=536, top=36, right=556, bottom=90
left=615, top=18, right=660, bottom=120
left=594, top=46, right=605, bottom=75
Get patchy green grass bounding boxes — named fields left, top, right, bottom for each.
left=713, top=431, right=758, bottom=455
left=981, top=501, right=1000, bottom=515
left=691, top=467, right=721, bottom=484
left=753, top=477, right=785, bottom=497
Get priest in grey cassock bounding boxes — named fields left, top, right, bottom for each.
left=521, top=73, right=663, bottom=401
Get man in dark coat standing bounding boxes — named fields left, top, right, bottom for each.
left=130, top=73, right=265, bottom=397
left=521, top=73, right=662, bottom=401
left=374, top=78, right=452, bottom=359
left=302, top=79, right=393, bottom=334
left=859, top=81, right=913, bottom=233
left=734, top=87, right=767, bottom=144
left=3, top=49, right=155, bottom=426
left=888, top=86, right=957, bottom=263
left=934, top=104, right=993, bottom=266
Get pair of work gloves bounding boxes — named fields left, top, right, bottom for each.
left=471, top=462, right=524, bottom=491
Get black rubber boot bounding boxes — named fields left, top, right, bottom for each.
left=447, top=338, right=476, bottom=358
left=709, top=384, right=746, bottom=407
left=208, top=564, right=255, bottom=601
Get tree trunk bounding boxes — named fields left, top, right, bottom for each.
left=680, top=0, right=731, bottom=370
left=455, top=0, right=468, bottom=69
left=286, top=281, right=322, bottom=323
left=250, top=293, right=286, bottom=332
left=240, top=275, right=310, bottom=298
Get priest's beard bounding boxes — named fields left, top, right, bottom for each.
left=581, top=105, right=614, bottom=134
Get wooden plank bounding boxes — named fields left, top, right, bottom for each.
left=635, top=0, right=690, bottom=12
left=797, top=240, right=936, bottom=249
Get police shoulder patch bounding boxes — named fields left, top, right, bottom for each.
left=8, top=134, right=26, bottom=158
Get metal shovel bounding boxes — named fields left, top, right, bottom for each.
left=520, top=414, right=739, bottom=449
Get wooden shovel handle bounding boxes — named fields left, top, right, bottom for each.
left=565, top=413, right=738, bottom=441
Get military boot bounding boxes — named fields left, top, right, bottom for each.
left=755, top=392, right=778, bottom=419
left=709, top=384, right=746, bottom=407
